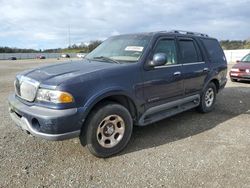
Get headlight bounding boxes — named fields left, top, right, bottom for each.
left=36, top=89, right=74, bottom=103
left=231, top=68, right=239, bottom=72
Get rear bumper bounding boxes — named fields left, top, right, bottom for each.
left=8, top=94, right=85, bottom=140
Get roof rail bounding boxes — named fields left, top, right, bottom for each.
left=169, top=30, right=209, bottom=37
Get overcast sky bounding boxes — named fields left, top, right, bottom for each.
left=0, top=0, right=249, bottom=49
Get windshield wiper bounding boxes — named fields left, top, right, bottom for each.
left=93, top=56, right=120, bottom=64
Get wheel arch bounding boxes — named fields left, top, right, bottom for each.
left=209, top=79, right=220, bottom=93
left=82, top=89, right=139, bottom=125
left=79, top=89, right=138, bottom=149
left=203, top=78, right=220, bottom=93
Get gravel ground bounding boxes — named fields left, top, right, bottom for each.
left=0, top=59, right=250, bottom=188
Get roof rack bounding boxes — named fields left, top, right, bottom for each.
left=169, top=30, right=209, bottom=37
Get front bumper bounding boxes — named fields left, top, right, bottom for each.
left=230, top=72, right=250, bottom=81
left=230, top=76, right=250, bottom=81
left=8, top=94, right=85, bottom=140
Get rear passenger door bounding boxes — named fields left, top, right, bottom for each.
left=177, top=37, right=209, bottom=95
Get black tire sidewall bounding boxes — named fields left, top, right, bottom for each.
left=199, top=83, right=217, bottom=113
left=85, top=103, right=133, bottom=157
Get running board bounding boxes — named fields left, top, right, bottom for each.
left=138, top=94, right=200, bottom=126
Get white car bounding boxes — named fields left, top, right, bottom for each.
left=76, top=53, right=86, bottom=58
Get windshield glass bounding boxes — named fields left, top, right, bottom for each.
left=86, top=35, right=152, bottom=63
left=242, top=54, right=250, bottom=62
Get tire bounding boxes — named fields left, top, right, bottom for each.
left=230, top=78, right=237, bottom=82
left=197, top=82, right=217, bottom=113
left=81, top=102, right=133, bottom=158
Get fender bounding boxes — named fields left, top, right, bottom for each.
left=81, top=86, right=139, bottom=120
left=202, top=70, right=226, bottom=93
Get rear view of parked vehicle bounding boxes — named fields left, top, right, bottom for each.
left=9, top=57, right=17, bottom=60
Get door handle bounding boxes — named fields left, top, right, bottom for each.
left=173, top=71, right=181, bottom=76
left=203, top=68, right=209, bottom=72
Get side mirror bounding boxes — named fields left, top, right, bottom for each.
left=236, top=60, right=240, bottom=63
left=149, top=53, right=167, bottom=67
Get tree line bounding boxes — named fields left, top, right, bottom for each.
left=0, top=47, right=38, bottom=53
left=1, top=40, right=250, bottom=53
left=220, top=40, right=250, bottom=50
left=0, top=40, right=102, bottom=53
left=43, top=40, right=102, bottom=53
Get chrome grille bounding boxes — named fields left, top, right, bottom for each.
left=15, top=76, right=40, bottom=102
left=15, top=78, right=21, bottom=96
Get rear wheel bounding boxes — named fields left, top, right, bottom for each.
left=197, top=82, right=217, bottom=113
left=81, top=102, right=133, bottom=158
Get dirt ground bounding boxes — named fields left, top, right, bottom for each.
left=0, top=59, right=250, bottom=187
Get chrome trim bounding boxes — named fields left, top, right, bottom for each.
left=16, top=75, right=40, bottom=87
left=173, top=71, right=181, bottom=76
left=183, top=62, right=205, bottom=66
left=39, top=84, right=57, bottom=90
left=154, top=64, right=182, bottom=69
left=96, top=115, right=125, bottom=148
left=203, top=67, right=209, bottom=72
left=15, top=76, right=40, bottom=102
left=153, top=61, right=205, bottom=69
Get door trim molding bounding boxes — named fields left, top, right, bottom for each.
left=138, top=94, right=200, bottom=126
left=153, top=61, right=205, bottom=69
left=183, top=61, right=205, bottom=66
left=154, top=64, right=182, bottom=69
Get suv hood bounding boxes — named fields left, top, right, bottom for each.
left=21, top=59, right=117, bottom=85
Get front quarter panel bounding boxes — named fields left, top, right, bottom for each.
left=57, top=63, right=144, bottom=119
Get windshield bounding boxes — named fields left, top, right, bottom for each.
left=242, top=54, right=250, bottom=62
left=86, top=35, right=152, bottom=63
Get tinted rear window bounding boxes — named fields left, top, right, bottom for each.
left=179, top=40, right=200, bottom=63
left=201, top=38, right=226, bottom=63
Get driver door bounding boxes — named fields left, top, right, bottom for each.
left=142, top=37, right=184, bottom=110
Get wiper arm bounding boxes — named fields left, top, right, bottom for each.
left=93, top=56, right=120, bottom=64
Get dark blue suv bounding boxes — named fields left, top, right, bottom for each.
left=8, top=30, right=227, bottom=157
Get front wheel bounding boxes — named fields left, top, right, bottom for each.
left=81, top=102, right=133, bottom=158
left=197, top=82, right=217, bottom=113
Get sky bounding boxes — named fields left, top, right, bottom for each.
left=0, top=0, right=249, bottom=49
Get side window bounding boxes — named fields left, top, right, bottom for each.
left=201, top=38, right=226, bottom=63
left=179, top=39, right=200, bottom=63
left=153, top=39, right=177, bottom=65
